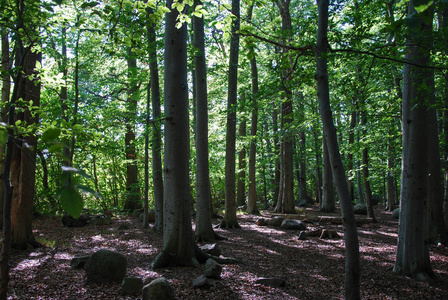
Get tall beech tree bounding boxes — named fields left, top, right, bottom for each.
left=393, top=0, right=435, bottom=281
left=193, top=0, right=216, bottom=242
left=314, top=0, right=360, bottom=298
left=221, top=0, right=241, bottom=229
left=152, top=0, right=197, bottom=268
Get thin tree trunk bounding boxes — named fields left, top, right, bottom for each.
left=320, top=137, right=335, bottom=212
left=147, top=10, right=163, bottom=232
left=237, top=120, right=246, bottom=207
left=314, top=0, right=360, bottom=298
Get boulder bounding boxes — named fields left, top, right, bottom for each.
left=307, top=228, right=322, bottom=237
left=70, top=255, right=90, bottom=269
left=255, top=277, right=286, bottom=288
left=298, top=231, right=308, bottom=240
left=61, top=214, right=89, bottom=227
left=280, top=219, right=306, bottom=230
left=193, top=275, right=210, bottom=289
left=142, top=277, right=175, bottom=300
left=121, top=277, right=143, bottom=295
left=204, top=258, right=222, bottom=279
left=199, top=243, right=222, bottom=257
left=268, top=216, right=285, bottom=227
left=392, top=208, right=400, bottom=219
left=139, top=210, right=156, bottom=223
left=353, top=204, right=367, bottom=215
left=84, top=249, right=127, bottom=284
left=133, top=209, right=143, bottom=218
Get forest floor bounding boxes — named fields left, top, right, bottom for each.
left=6, top=205, right=448, bottom=299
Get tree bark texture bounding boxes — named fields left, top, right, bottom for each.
left=393, top=0, right=435, bottom=281
left=314, top=0, right=360, bottom=298
left=321, top=138, right=335, bottom=212
left=152, top=0, right=197, bottom=268
left=193, top=0, right=215, bottom=242
left=222, top=0, right=241, bottom=229
left=237, top=120, right=246, bottom=207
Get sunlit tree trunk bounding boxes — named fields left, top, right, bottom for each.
left=152, top=0, right=197, bottom=267
left=314, top=0, right=360, bottom=298
left=393, top=0, right=435, bottom=281
left=237, top=120, right=246, bottom=207
left=221, top=0, right=241, bottom=229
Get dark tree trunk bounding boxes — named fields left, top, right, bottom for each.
left=393, top=0, right=435, bottom=281
left=221, top=0, right=241, bottom=229
left=314, top=0, right=360, bottom=298
left=147, top=12, right=163, bottom=232
left=237, top=120, right=246, bottom=207
left=320, top=138, right=335, bottom=212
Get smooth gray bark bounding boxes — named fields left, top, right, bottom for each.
left=152, top=0, right=197, bottom=268
left=314, top=0, right=360, bottom=298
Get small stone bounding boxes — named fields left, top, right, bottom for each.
left=204, top=258, right=222, bottom=279
left=298, top=231, right=308, bottom=240
left=199, top=243, right=222, bottom=257
left=142, top=277, right=175, bottom=300
left=193, top=275, right=210, bottom=289
left=255, top=218, right=267, bottom=226
left=268, top=216, right=285, bottom=227
left=280, top=219, right=307, bottom=230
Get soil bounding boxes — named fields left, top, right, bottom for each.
left=6, top=205, right=448, bottom=299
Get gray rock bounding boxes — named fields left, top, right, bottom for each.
left=298, top=231, right=308, bottom=240
left=280, top=219, right=306, bottom=230
left=62, top=214, right=89, bottom=227
left=353, top=204, right=367, bottom=215
left=204, top=258, right=222, bottom=279
left=70, top=255, right=90, bottom=269
left=199, top=243, right=222, bottom=257
left=84, top=249, right=127, bottom=284
left=255, top=218, right=267, bottom=226
left=121, top=277, right=143, bottom=295
left=193, top=274, right=210, bottom=289
left=392, top=208, right=400, bottom=219
left=142, top=277, right=175, bottom=300
left=139, top=210, right=156, bottom=223
left=90, top=215, right=112, bottom=225
left=268, top=216, right=285, bottom=227
left=255, top=277, right=286, bottom=287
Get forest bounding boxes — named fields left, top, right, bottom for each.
left=0, top=0, right=448, bottom=299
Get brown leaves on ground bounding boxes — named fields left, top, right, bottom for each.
left=6, top=206, right=448, bottom=299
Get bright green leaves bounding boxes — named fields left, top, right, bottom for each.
left=42, top=126, right=61, bottom=142
left=59, top=186, right=84, bottom=218
left=0, top=125, right=8, bottom=145
left=80, top=1, right=99, bottom=9
left=414, top=0, right=433, bottom=13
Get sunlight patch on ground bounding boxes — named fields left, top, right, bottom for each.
left=131, top=267, right=159, bottom=278
left=310, top=274, right=330, bottom=281
left=91, top=234, right=105, bottom=242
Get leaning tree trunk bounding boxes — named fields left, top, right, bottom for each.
left=221, top=0, right=241, bottom=229
left=314, top=0, right=360, bottom=298
left=393, top=0, right=435, bottom=281
left=152, top=0, right=197, bottom=268
left=193, top=0, right=216, bottom=242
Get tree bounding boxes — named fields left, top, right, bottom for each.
left=274, top=0, right=295, bottom=214
left=320, top=138, right=334, bottom=212
left=152, top=0, right=197, bottom=268
left=193, top=0, right=215, bottom=242
left=221, top=0, right=241, bottom=229
left=314, top=0, right=360, bottom=298
left=393, top=0, right=435, bottom=281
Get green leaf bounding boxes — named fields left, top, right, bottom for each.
left=61, top=166, right=91, bottom=179
left=80, top=1, right=99, bottom=9
left=0, top=127, right=7, bottom=145
left=48, top=143, right=63, bottom=153
left=414, top=0, right=433, bottom=13
left=59, top=187, right=84, bottom=218
left=76, top=184, right=102, bottom=198
left=42, top=126, right=61, bottom=142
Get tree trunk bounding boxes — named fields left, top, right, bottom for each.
left=347, top=110, right=356, bottom=202
left=221, top=0, right=241, bottom=229
left=147, top=11, right=163, bottom=232
left=152, top=0, right=197, bottom=267
left=237, top=120, right=246, bottom=207
left=124, top=51, right=141, bottom=211
left=11, top=44, right=41, bottom=250
left=314, top=0, right=360, bottom=298
left=274, top=0, right=295, bottom=214
left=193, top=0, right=216, bottom=242
left=393, top=0, right=435, bottom=281
left=320, top=138, right=335, bottom=212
